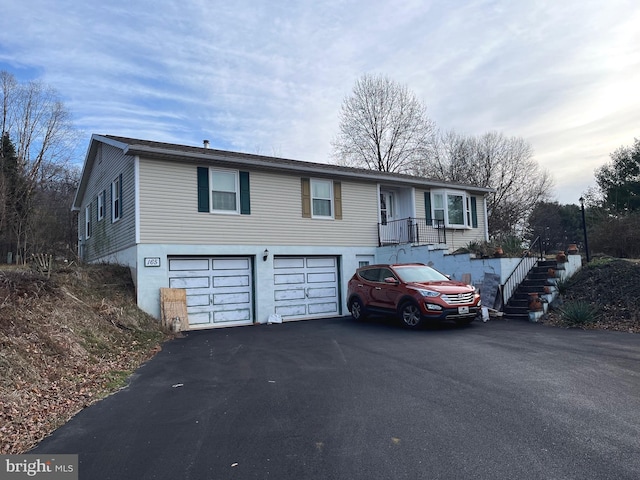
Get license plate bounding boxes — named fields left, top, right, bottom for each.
left=458, top=306, right=469, bottom=314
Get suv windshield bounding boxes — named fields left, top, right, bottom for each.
left=393, top=265, right=449, bottom=283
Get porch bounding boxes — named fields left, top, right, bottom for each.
left=378, top=218, right=446, bottom=247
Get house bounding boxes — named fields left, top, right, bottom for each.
left=72, top=135, right=494, bottom=329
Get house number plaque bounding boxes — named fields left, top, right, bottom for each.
left=144, top=257, right=161, bottom=267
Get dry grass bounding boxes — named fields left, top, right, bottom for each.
left=0, top=263, right=171, bottom=454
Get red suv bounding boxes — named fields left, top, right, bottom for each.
left=347, top=263, right=481, bottom=328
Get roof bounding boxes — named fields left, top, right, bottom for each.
left=72, top=134, right=495, bottom=210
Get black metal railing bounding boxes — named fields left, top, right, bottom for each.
left=378, top=218, right=446, bottom=246
left=501, top=236, right=544, bottom=307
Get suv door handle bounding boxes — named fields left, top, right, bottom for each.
left=375, top=287, right=382, bottom=290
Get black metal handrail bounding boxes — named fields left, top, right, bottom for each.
left=501, top=236, right=544, bottom=308
left=378, top=218, right=445, bottom=246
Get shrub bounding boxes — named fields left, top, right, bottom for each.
left=464, top=237, right=527, bottom=258
left=559, top=301, right=600, bottom=326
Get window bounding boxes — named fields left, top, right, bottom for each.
left=197, top=167, right=250, bottom=214
left=85, top=204, right=92, bottom=238
left=111, top=175, right=122, bottom=222
left=301, top=178, right=341, bottom=219
left=359, top=267, right=397, bottom=282
left=359, top=268, right=381, bottom=282
left=211, top=169, right=238, bottom=213
left=311, top=179, right=333, bottom=218
left=447, top=193, right=465, bottom=225
left=433, top=192, right=445, bottom=223
left=97, top=191, right=105, bottom=221
left=430, top=189, right=471, bottom=228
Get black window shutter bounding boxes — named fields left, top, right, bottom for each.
left=108, top=182, right=112, bottom=221
left=424, top=192, right=432, bottom=221
left=470, top=196, right=478, bottom=228
left=118, top=173, right=123, bottom=218
left=239, top=171, right=250, bottom=215
left=197, top=167, right=209, bottom=212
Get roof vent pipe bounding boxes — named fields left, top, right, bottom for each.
left=203, top=140, right=210, bottom=149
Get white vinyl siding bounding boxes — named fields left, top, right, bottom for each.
left=138, top=159, right=379, bottom=246
left=80, top=143, right=136, bottom=262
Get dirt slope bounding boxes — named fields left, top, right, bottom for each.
left=0, top=264, right=170, bottom=454
left=543, top=258, right=640, bottom=332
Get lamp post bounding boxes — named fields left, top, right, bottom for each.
left=579, top=197, right=590, bottom=263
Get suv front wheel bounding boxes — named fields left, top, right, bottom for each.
left=399, top=301, right=422, bottom=328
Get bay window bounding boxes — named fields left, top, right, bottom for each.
left=430, top=189, right=472, bottom=228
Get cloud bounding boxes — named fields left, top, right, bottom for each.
left=0, top=0, right=639, bottom=204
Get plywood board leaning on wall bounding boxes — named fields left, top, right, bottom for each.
left=160, top=288, right=189, bottom=331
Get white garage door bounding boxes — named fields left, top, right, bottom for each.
left=273, top=256, right=340, bottom=321
left=168, top=257, right=253, bottom=329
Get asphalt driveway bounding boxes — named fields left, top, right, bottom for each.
left=33, top=317, right=640, bottom=479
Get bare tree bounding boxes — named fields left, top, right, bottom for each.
left=332, top=74, right=435, bottom=173
left=421, top=130, right=553, bottom=238
left=0, top=70, right=80, bottom=262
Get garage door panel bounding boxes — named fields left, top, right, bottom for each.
left=213, top=308, right=251, bottom=323
left=275, top=304, right=307, bottom=317
left=169, top=258, right=209, bottom=271
left=212, top=258, right=250, bottom=270
left=169, top=276, right=210, bottom=289
left=307, top=272, right=336, bottom=283
left=274, top=257, right=305, bottom=269
left=213, top=275, right=250, bottom=287
left=274, top=273, right=305, bottom=285
left=309, top=302, right=338, bottom=314
left=187, top=311, right=211, bottom=325
left=186, top=294, right=211, bottom=307
left=306, top=257, right=336, bottom=268
left=307, top=287, right=336, bottom=299
left=274, top=288, right=305, bottom=301
left=213, top=292, right=250, bottom=305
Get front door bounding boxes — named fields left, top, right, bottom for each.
left=379, top=191, right=397, bottom=243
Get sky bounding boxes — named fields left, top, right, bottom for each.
left=1, top=0, right=639, bottom=205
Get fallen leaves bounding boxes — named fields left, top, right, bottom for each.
left=0, top=264, right=170, bottom=454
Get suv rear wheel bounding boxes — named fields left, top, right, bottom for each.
left=349, top=297, right=367, bottom=321
left=399, top=301, right=422, bottom=328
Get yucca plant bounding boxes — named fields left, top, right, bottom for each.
left=555, top=278, right=571, bottom=296
left=559, top=301, right=600, bottom=326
